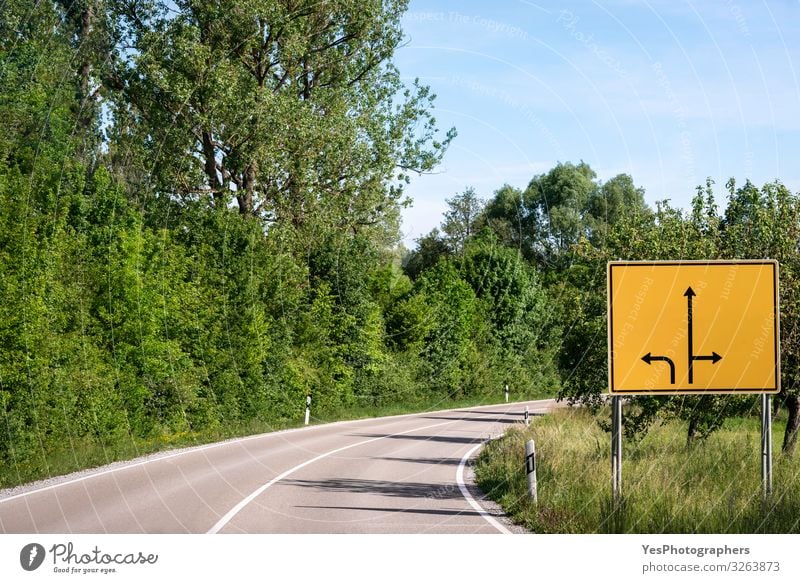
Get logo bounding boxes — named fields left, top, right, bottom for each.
left=20, top=543, right=46, bottom=571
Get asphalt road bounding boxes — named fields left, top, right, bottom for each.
left=0, top=399, right=557, bottom=534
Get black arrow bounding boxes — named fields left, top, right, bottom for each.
left=692, top=352, right=723, bottom=364
left=685, top=286, right=722, bottom=383
left=685, top=287, right=695, bottom=383
left=641, top=352, right=676, bottom=384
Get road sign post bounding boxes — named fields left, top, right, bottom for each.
left=607, top=260, right=780, bottom=504
left=611, top=396, right=622, bottom=503
left=762, top=394, right=773, bottom=498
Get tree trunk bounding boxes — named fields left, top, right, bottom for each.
left=687, top=416, right=698, bottom=447
left=237, top=162, right=256, bottom=215
left=75, top=1, right=95, bottom=158
left=783, top=394, right=800, bottom=455
left=78, top=4, right=93, bottom=125
left=201, top=130, right=221, bottom=199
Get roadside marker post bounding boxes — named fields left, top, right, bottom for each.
left=607, top=260, right=780, bottom=503
left=505, top=384, right=509, bottom=403
left=524, top=406, right=530, bottom=426
left=305, top=395, right=311, bottom=426
left=525, top=439, right=537, bottom=504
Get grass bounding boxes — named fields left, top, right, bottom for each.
left=0, top=390, right=551, bottom=490
left=474, top=406, right=800, bottom=533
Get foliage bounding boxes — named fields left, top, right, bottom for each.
left=3, top=0, right=800, bottom=493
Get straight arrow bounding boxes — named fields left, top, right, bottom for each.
left=685, top=286, right=722, bottom=384
left=685, top=287, right=695, bottom=383
left=641, top=352, right=676, bottom=384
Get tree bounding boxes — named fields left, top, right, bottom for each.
left=403, top=228, right=451, bottom=280
left=460, top=234, right=559, bottom=393
left=441, top=187, right=484, bottom=253
left=482, top=184, right=526, bottom=253
left=111, top=0, right=454, bottom=232
left=482, top=163, right=646, bottom=269
left=585, top=173, right=647, bottom=244
left=413, top=261, right=482, bottom=398
left=720, top=179, right=800, bottom=454
left=522, top=161, right=597, bottom=266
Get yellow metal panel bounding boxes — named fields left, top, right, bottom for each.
left=607, top=260, right=780, bottom=394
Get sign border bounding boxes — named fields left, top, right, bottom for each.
left=607, top=259, right=781, bottom=395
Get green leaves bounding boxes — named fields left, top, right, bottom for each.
left=114, top=0, right=452, bottom=235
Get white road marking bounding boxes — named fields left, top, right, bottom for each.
left=457, top=442, right=512, bottom=535
left=207, top=419, right=460, bottom=534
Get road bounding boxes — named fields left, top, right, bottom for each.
left=0, top=399, right=557, bottom=534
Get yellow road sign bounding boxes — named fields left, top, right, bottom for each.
left=607, top=260, right=780, bottom=395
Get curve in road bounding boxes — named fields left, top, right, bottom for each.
left=0, top=399, right=556, bottom=534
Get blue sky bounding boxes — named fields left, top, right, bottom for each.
left=394, top=0, right=800, bottom=247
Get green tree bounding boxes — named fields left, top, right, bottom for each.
left=483, top=163, right=646, bottom=269
left=522, top=161, right=597, bottom=266
left=585, top=173, right=647, bottom=244
left=460, top=234, right=559, bottom=394
left=721, top=179, right=800, bottom=454
left=112, top=0, right=454, bottom=231
left=403, top=228, right=451, bottom=280
left=441, top=187, right=485, bottom=254
left=414, top=261, right=483, bottom=398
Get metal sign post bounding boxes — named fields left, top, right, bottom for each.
left=762, top=394, right=773, bottom=498
left=611, top=396, right=622, bottom=503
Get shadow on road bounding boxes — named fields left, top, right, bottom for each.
left=452, top=409, right=547, bottom=417
left=368, top=456, right=462, bottom=466
left=419, top=415, right=519, bottom=424
left=349, top=433, right=483, bottom=444
left=280, top=477, right=464, bottom=499
left=294, top=505, right=483, bottom=518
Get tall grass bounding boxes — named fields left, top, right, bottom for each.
left=474, top=407, right=800, bottom=533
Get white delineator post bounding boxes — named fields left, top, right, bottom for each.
left=505, top=384, right=509, bottom=403
left=525, top=439, right=537, bottom=503
left=305, top=395, right=311, bottom=426
left=524, top=406, right=530, bottom=426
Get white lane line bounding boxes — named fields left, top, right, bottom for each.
left=456, top=442, right=512, bottom=535
left=0, top=399, right=554, bottom=505
left=207, top=419, right=459, bottom=534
